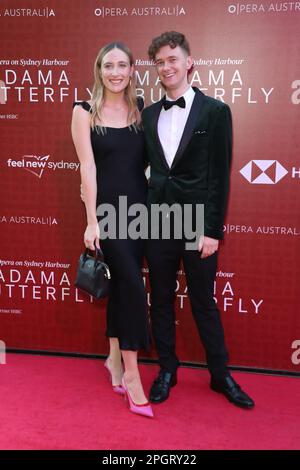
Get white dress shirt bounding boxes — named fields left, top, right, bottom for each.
left=158, top=86, right=195, bottom=168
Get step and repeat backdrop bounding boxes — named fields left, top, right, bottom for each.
left=0, top=0, right=299, bottom=371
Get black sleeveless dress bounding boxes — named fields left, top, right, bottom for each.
left=73, top=101, right=150, bottom=350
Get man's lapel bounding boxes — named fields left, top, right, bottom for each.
left=149, top=100, right=169, bottom=170
left=171, top=88, right=205, bottom=169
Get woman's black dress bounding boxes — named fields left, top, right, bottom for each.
left=73, top=101, right=150, bottom=350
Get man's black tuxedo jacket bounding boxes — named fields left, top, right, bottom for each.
left=142, top=87, right=232, bottom=240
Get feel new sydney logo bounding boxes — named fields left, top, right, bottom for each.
left=6, top=155, right=80, bottom=178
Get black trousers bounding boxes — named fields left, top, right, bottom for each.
left=146, top=236, right=229, bottom=379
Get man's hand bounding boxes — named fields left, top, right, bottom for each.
left=198, top=235, right=219, bottom=258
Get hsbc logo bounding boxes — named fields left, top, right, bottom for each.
left=240, top=160, right=289, bottom=184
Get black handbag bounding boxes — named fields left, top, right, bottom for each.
left=75, top=247, right=111, bottom=299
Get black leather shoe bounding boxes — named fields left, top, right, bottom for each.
left=210, top=375, right=255, bottom=409
left=149, top=370, right=177, bottom=404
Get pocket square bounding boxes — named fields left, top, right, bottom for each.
left=194, top=130, right=207, bottom=135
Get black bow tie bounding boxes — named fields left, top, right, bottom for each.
left=162, top=96, right=186, bottom=111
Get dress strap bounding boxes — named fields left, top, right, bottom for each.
left=73, top=101, right=92, bottom=112
left=137, top=97, right=144, bottom=112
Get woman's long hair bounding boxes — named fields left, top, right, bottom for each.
left=90, top=42, right=141, bottom=133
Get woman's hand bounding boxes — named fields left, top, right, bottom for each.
left=84, top=223, right=100, bottom=251
left=80, top=183, right=85, bottom=202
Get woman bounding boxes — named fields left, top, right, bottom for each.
left=71, top=42, right=153, bottom=418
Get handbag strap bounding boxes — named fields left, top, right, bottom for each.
left=82, top=246, right=111, bottom=279
left=95, top=246, right=105, bottom=261
left=83, top=245, right=105, bottom=262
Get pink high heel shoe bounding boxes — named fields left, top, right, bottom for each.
left=122, top=377, right=154, bottom=418
left=104, top=360, right=125, bottom=395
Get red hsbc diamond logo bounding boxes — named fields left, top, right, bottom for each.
left=240, top=160, right=288, bottom=184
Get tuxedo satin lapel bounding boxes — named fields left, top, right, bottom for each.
left=150, top=100, right=169, bottom=170
left=171, top=89, right=205, bottom=169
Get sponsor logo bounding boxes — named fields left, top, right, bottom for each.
left=240, top=160, right=288, bottom=184
left=6, top=156, right=80, bottom=178
left=0, top=215, right=58, bottom=226
left=94, top=5, right=186, bottom=17
left=228, top=2, right=300, bottom=15
left=10, top=155, right=50, bottom=178
left=0, top=8, right=55, bottom=18
left=0, top=309, right=21, bottom=315
left=224, top=224, right=300, bottom=236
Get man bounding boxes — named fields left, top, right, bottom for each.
left=142, top=31, right=254, bottom=409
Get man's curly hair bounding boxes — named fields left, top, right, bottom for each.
left=148, top=31, right=191, bottom=61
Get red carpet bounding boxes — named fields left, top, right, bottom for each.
left=0, top=353, right=299, bottom=450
